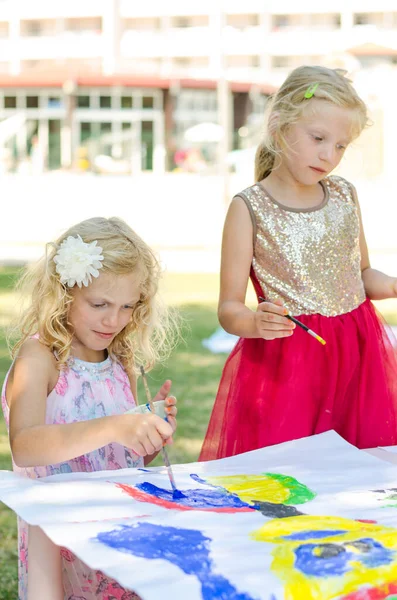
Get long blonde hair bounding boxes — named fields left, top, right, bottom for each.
left=255, top=65, right=368, bottom=182
left=10, top=217, right=179, bottom=373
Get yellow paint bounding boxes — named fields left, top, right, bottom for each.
left=206, top=474, right=290, bottom=504
left=251, top=515, right=397, bottom=600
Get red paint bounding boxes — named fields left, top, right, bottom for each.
left=342, top=582, right=397, bottom=599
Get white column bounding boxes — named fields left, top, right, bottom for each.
left=9, top=5, right=21, bottom=76
left=38, top=119, right=49, bottom=171
left=211, top=4, right=231, bottom=206
left=259, top=10, right=271, bottom=74
left=340, top=10, right=354, bottom=31
left=102, top=0, right=120, bottom=75
left=130, top=121, right=142, bottom=175
left=153, top=116, right=166, bottom=174
left=160, top=15, right=172, bottom=77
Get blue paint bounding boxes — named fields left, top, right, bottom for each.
left=190, top=473, right=211, bottom=486
left=136, top=481, right=253, bottom=509
left=137, top=468, right=151, bottom=472
left=96, top=522, right=258, bottom=600
left=283, top=529, right=347, bottom=541
left=172, top=489, right=185, bottom=499
left=295, top=543, right=351, bottom=577
left=358, top=538, right=395, bottom=568
left=294, top=537, right=394, bottom=578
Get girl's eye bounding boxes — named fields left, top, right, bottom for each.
left=123, top=305, right=134, bottom=310
left=92, top=303, right=106, bottom=308
left=313, top=136, right=323, bottom=142
left=337, top=144, right=346, bottom=151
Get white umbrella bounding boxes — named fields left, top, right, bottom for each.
left=184, top=122, right=223, bottom=143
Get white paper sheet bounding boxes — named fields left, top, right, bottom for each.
left=2, top=430, right=397, bottom=600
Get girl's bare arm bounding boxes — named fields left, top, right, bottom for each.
left=8, top=340, right=173, bottom=467
left=218, top=197, right=293, bottom=339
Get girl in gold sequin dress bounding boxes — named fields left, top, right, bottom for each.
left=200, top=66, right=397, bottom=460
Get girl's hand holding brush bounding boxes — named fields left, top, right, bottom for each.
left=115, top=412, right=174, bottom=457
left=258, top=296, right=326, bottom=346
left=255, top=298, right=295, bottom=340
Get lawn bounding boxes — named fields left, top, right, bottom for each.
left=1, top=267, right=397, bottom=599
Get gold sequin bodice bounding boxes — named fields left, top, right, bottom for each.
left=238, top=175, right=366, bottom=317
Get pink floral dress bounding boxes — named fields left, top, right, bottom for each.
left=1, top=354, right=143, bottom=600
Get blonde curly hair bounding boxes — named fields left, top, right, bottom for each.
left=10, top=217, right=179, bottom=374
left=255, top=65, right=369, bottom=182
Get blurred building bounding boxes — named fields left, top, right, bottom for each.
left=0, top=0, right=396, bottom=174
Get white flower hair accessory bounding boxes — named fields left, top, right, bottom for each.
left=53, top=235, right=104, bottom=288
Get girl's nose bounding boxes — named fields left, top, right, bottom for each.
left=103, top=311, right=119, bottom=329
left=319, top=145, right=336, bottom=163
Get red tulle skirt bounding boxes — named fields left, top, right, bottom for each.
left=200, top=297, right=397, bottom=461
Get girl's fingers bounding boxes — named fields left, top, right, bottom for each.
left=257, top=301, right=286, bottom=315
left=147, top=430, right=164, bottom=453
left=166, top=416, right=177, bottom=432
left=156, top=418, right=174, bottom=440
left=133, top=442, right=147, bottom=457
left=260, top=329, right=294, bottom=340
left=165, top=395, right=177, bottom=407
left=258, top=317, right=294, bottom=332
left=152, top=380, right=172, bottom=402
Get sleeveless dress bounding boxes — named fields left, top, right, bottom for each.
left=200, top=175, right=397, bottom=460
left=1, top=353, right=143, bottom=600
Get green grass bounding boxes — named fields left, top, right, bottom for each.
left=0, top=267, right=226, bottom=599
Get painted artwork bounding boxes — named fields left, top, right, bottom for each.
left=1, top=430, right=397, bottom=599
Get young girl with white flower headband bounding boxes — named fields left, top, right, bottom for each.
left=1, top=216, right=179, bottom=600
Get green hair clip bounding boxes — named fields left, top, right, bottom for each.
left=304, top=83, right=319, bottom=99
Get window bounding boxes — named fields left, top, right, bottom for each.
left=272, top=56, right=290, bottom=68
left=80, top=122, right=91, bottom=143
left=26, top=96, right=39, bottom=108
left=172, top=15, right=208, bottom=28
left=174, top=57, right=190, bottom=67
left=100, top=122, right=112, bottom=133
left=354, top=13, right=371, bottom=26
left=0, top=22, right=8, bottom=38
left=48, top=96, right=62, bottom=108
left=121, top=96, right=133, bottom=109
left=24, top=20, right=42, bottom=36
left=226, top=14, right=259, bottom=29
left=100, top=96, right=112, bottom=109
left=173, top=16, right=191, bottom=28
left=227, top=56, right=260, bottom=68
left=272, top=15, right=290, bottom=29
left=77, top=96, right=90, bottom=108
left=142, top=96, right=154, bottom=109
left=4, top=96, right=17, bottom=108
left=123, top=17, right=160, bottom=31
left=66, top=17, right=102, bottom=34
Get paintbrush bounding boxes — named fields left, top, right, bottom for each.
left=258, top=296, right=326, bottom=346
left=139, top=365, right=182, bottom=498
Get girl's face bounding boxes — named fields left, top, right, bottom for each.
left=279, top=100, right=355, bottom=185
left=68, top=271, right=142, bottom=362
